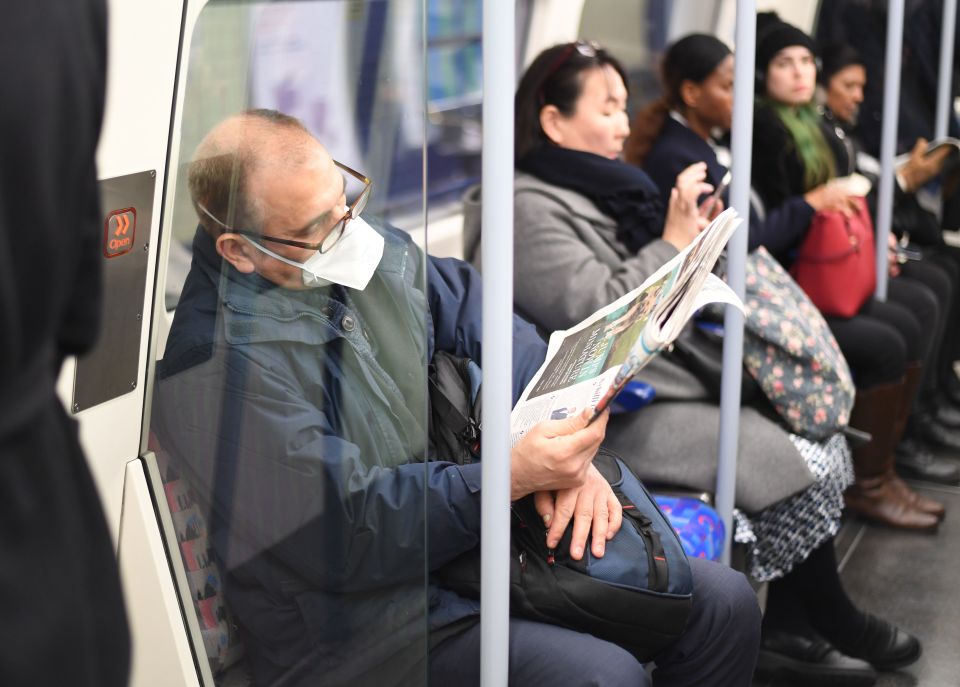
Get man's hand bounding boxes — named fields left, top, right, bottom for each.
left=533, top=463, right=623, bottom=561
left=510, top=409, right=609, bottom=501
left=663, top=162, right=714, bottom=251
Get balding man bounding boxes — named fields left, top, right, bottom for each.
left=153, top=109, right=760, bottom=687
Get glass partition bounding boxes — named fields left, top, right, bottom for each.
left=149, top=2, right=431, bottom=685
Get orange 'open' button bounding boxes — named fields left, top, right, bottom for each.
left=103, top=208, right=137, bottom=258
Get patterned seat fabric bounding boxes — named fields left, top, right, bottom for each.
left=653, top=495, right=725, bottom=562
left=152, top=443, right=246, bottom=677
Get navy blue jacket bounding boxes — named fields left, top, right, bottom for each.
left=153, top=225, right=546, bottom=686
left=644, top=115, right=814, bottom=265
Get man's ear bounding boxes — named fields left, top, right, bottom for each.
left=680, top=80, right=700, bottom=110
left=215, top=234, right=257, bottom=274
left=539, top=105, right=566, bottom=146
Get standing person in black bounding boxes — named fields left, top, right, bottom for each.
left=0, top=1, right=130, bottom=685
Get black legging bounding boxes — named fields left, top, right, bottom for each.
left=896, top=260, right=953, bottom=402
left=921, top=245, right=960, bottom=381
left=826, top=297, right=922, bottom=389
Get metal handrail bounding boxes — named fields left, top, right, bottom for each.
left=716, top=0, right=755, bottom=566
left=480, top=0, right=514, bottom=683
left=935, top=0, right=957, bottom=140
left=874, top=0, right=905, bottom=301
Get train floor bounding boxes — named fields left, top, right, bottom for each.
left=753, top=454, right=960, bottom=687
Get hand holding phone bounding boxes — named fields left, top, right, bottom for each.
left=702, top=170, right=731, bottom=218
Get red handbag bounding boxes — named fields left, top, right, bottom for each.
left=789, top=197, right=876, bottom=319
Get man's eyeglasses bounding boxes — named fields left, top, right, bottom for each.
left=538, top=41, right=603, bottom=105
left=198, top=160, right=372, bottom=254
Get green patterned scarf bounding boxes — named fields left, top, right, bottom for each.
left=766, top=100, right=836, bottom=191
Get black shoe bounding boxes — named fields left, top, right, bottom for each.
left=756, top=630, right=877, bottom=685
left=829, top=614, right=922, bottom=671
left=896, top=438, right=960, bottom=485
left=912, top=413, right=960, bottom=451
left=934, top=401, right=960, bottom=429
left=942, top=372, right=960, bottom=407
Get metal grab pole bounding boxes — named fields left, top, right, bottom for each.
left=716, top=0, right=755, bottom=566
left=875, top=0, right=905, bottom=301
left=935, top=0, right=957, bottom=140
left=480, top=0, right=514, bottom=684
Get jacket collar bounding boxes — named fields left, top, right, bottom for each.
left=514, top=172, right=618, bottom=228
left=190, top=223, right=412, bottom=349
left=660, top=116, right=730, bottom=186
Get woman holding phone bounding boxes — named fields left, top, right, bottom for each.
left=628, top=33, right=859, bottom=264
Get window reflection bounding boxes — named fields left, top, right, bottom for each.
left=152, top=3, right=430, bottom=685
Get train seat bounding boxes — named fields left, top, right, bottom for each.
left=653, top=495, right=725, bottom=562
left=149, top=436, right=249, bottom=686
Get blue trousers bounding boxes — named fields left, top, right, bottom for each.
left=429, top=557, right=761, bottom=686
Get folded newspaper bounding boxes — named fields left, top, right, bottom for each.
left=510, top=207, right=745, bottom=444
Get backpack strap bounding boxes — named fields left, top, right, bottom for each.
left=428, top=375, right=480, bottom=453
left=428, top=351, right=482, bottom=461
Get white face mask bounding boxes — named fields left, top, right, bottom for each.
left=244, top=217, right=384, bottom=291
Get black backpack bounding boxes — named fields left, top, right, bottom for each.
left=428, top=351, right=694, bottom=661
left=427, top=351, right=482, bottom=464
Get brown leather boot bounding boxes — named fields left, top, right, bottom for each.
left=845, top=476, right=939, bottom=530
left=888, top=471, right=945, bottom=519
left=890, top=363, right=946, bottom=520
left=844, top=377, right=939, bottom=532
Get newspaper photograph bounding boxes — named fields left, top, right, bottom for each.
left=510, top=208, right=744, bottom=443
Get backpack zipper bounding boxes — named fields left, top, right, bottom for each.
left=623, top=505, right=669, bottom=593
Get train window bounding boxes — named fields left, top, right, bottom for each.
left=422, top=0, right=484, bottom=211
left=577, top=0, right=734, bottom=114
left=578, top=0, right=666, bottom=113
left=151, top=2, right=432, bottom=685
left=165, top=0, right=532, bottom=310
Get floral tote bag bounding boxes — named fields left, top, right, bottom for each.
left=742, top=247, right=855, bottom=440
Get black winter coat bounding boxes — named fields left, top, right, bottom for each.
left=644, top=114, right=813, bottom=263
left=0, top=1, right=130, bottom=685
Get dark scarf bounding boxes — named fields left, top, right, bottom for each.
left=517, top=145, right=665, bottom=253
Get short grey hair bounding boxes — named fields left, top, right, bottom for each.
left=187, top=109, right=312, bottom=237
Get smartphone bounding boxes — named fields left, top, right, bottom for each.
left=896, top=246, right=924, bottom=263
left=703, top=170, right=731, bottom=217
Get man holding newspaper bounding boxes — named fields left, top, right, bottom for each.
left=153, top=110, right=759, bottom=687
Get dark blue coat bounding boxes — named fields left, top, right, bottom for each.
left=644, top=115, right=814, bottom=265
left=153, top=225, right=546, bottom=686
